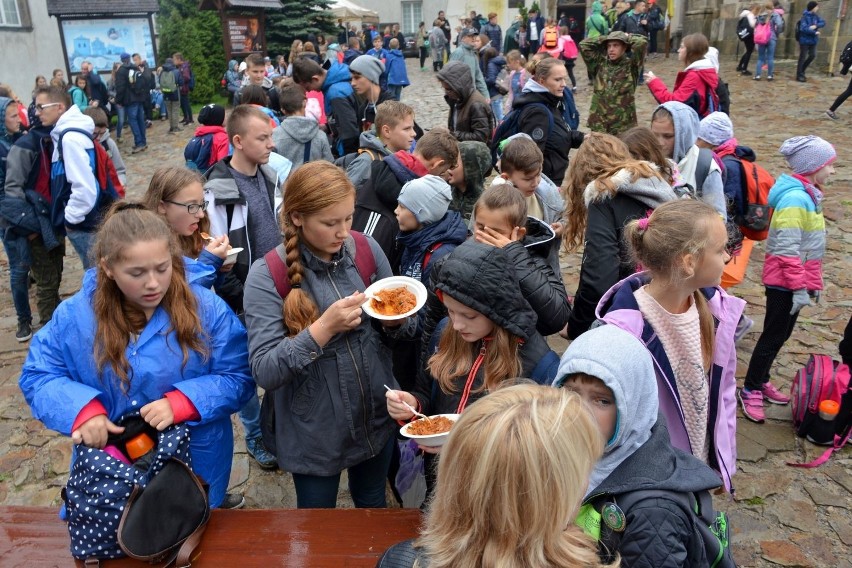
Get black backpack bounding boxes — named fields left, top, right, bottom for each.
left=840, top=40, right=852, bottom=74
left=595, top=489, right=735, bottom=568
left=737, top=16, right=753, bottom=41
left=795, top=18, right=802, bottom=41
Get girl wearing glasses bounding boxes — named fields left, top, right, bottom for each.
left=19, top=203, right=254, bottom=508
left=595, top=199, right=745, bottom=492
left=142, top=167, right=231, bottom=288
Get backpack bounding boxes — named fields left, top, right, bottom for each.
left=490, top=102, right=553, bottom=168
left=259, top=232, right=377, bottom=458
left=716, top=81, right=731, bottom=115
left=184, top=133, right=216, bottom=172
left=840, top=40, right=852, bottom=66
left=795, top=18, right=802, bottom=41
left=725, top=156, right=774, bottom=240
left=160, top=69, right=177, bottom=93
left=62, top=415, right=209, bottom=565
left=592, top=489, right=735, bottom=568
left=683, top=80, right=720, bottom=118
left=737, top=16, right=753, bottom=41
left=562, top=86, right=581, bottom=130
left=788, top=354, right=852, bottom=467
left=754, top=18, right=772, bottom=45
left=543, top=26, right=559, bottom=49
left=50, top=127, right=125, bottom=232
left=334, top=146, right=384, bottom=170
left=495, top=67, right=510, bottom=95
left=775, top=14, right=786, bottom=35
left=128, top=68, right=146, bottom=94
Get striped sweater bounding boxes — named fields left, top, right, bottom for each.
left=762, top=173, right=825, bottom=291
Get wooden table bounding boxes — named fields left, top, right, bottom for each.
left=0, top=506, right=423, bottom=567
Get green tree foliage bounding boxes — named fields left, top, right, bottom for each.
left=265, top=0, right=338, bottom=58
left=157, top=0, right=226, bottom=103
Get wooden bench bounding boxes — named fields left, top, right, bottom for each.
left=0, top=506, right=423, bottom=567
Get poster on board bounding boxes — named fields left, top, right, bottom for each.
left=60, top=18, right=156, bottom=73
left=226, top=15, right=265, bottom=56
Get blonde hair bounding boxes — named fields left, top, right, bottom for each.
left=428, top=324, right=522, bottom=395
left=624, top=200, right=721, bottom=368
left=525, top=55, right=562, bottom=80
left=562, top=132, right=662, bottom=250
left=279, top=162, right=355, bottom=335
left=416, top=384, right=611, bottom=568
left=473, top=183, right=528, bottom=228
left=141, top=167, right=209, bottom=257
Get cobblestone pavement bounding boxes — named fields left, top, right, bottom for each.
left=1, top=54, right=850, bottom=567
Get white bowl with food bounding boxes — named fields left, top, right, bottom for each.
left=400, top=413, right=461, bottom=447
left=222, top=246, right=244, bottom=266
left=362, top=276, right=427, bottom=321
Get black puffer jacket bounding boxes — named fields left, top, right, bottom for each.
left=584, top=419, right=724, bottom=567
left=411, top=241, right=554, bottom=415
left=567, top=169, right=677, bottom=339
left=512, top=84, right=585, bottom=185
left=421, top=217, right=570, bottom=359
left=436, top=61, right=495, bottom=144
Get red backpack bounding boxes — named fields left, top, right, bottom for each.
left=788, top=354, right=852, bottom=468
left=735, top=159, right=774, bottom=241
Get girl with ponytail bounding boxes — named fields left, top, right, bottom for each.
left=243, top=161, right=409, bottom=509
left=19, top=203, right=253, bottom=508
left=595, top=199, right=745, bottom=492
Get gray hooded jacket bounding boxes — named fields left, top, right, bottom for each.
left=272, top=116, right=333, bottom=170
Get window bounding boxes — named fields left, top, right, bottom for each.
left=0, top=0, right=30, bottom=28
left=401, top=1, right=422, bottom=35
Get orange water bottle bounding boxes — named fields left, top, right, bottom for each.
left=807, top=400, right=839, bottom=445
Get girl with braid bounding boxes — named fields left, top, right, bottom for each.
left=243, top=162, right=412, bottom=509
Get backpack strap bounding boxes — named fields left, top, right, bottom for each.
left=694, top=148, right=714, bottom=195
left=303, top=140, right=312, bottom=164
left=264, top=231, right=376, bottom=300
left=422, top=242, right=443, bottom=272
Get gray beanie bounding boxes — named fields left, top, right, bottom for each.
left=698, top=112, right=733, bottom=147
left=779, top=135, right=836, bottom=175
left=398, top=175, right=452, bottom=225
left=349, top=55, right=385, bottom=85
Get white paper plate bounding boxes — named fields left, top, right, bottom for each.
left=222, top=247, right=244, bottom=266
left=400, top=414, right=461, bottom=447
left=362, top=276, right=427, bottom=321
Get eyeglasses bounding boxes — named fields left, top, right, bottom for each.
left=163, top=199, right=208, bottom=214
left=35, top=102, right=61, bottom=112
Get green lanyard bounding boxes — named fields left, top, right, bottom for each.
left=575, top=503, right=602, bottom=540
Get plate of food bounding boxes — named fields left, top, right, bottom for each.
left=362, top=276, right=427, bottom=321
left=400, top=413, right=461, bottom=447
left=222, top=246, right=244, bottom=266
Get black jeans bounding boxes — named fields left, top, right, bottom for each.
left=829, top=75, right=852, bottom=111
left=650, top=30, right=659, bottom=53
left=419, top=46, right=427, bottom=68
left=180, top=92, right=193, bottom=122
left=744, top=288, right=800, bottom=390
left=564, top=58, right=577, bottom=88
left=738, top=37, right=755, bottom=71
left=797, top=43, right=817, bottom=77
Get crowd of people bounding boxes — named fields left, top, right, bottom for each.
left=1, top=2, right=851, bottom=566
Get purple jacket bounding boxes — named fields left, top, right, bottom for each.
left=596, top=273, right=745, bottom=492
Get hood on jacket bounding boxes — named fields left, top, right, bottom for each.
left=435, top=240, right=536, bottom=339
left=658, top=101, right=699, bottom=163
left=358, top=130, right=392, bottom=155
left=0, top=97, right=14, bottom=141
left=515, top=79, right=562, bottom=109
left=459, top=140, right=492, bottom=191
left=704, top=47, right=720, bottom=72
left=437, top=61, right=474, bottom=103
left=583, top=166, right=677, bottom=209
left=592, top=1, right=604, bottom=14
left=554, top=324, right=658, bottom=496
left=229, top=59, right=238, bottom=71
left=278, top=115, right=320, bottom=144
left=324, top=62, right=352, bottom=88
left=397, top=210, right=468, bottom=254
left=194, top=124, right=227, bottom=137
left=51, top=104, right=95, bottom=145
left=522, top=216, right=557, bottom=255
left=768, top=173, right=821, bottom=209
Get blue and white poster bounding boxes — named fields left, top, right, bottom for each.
left=61, top=18, right=156, bottom=73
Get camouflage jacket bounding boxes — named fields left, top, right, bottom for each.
left=580, top=34, right=647, bottom=135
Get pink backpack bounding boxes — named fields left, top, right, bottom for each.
left=754, top=19, right=772, bottom=45
left=788, top=354, right=851, bottom=468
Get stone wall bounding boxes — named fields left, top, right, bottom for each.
left=683, top=0, right=852, bottom=74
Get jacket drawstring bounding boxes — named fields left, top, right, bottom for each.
left=456, top=339, right=490, bottom=413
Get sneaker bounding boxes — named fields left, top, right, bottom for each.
left=131, top=145, right=148, bottom=154
left=753, top=76, right=761, bottom=81
left=738, top=388, right=765, bottom=423
left=760, top=381, right=791, bottom=405
left=245, top=436, right=277, bottom=470
left=826, top=110, right=838, bottom=120
left=16, top=321, right=32, bottom=342
left=767, top=75, right=774, bottom=81
left=145, top=120, right=153, bottom=128
left=734, top=315, right=754, bottom=343
left=740, top=69, right=751, bottom=75
left=219, top=493, right=245, bottom=509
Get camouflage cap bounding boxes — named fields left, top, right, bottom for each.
left=605, top=31, right=630, bottom=46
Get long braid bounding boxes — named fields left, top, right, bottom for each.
left=282, top=220, right=319, bottom=336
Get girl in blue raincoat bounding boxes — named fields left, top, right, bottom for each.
left=19, top=203, right=253, bottom=508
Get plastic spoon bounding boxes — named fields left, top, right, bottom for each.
left=383, top=384, right=430, bottom=421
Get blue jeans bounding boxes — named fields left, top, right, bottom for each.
left=126, top=102, right=147, bottom=147
left=755, top=37, right=777, bottom=77
left=1, top=232, right=32, bottom=324
left=114, top=105, right=126, bottom=140
left=66, top=228, right=96, bottom=269
left=239, top=389, right=262, bottom=441
left=291, top=436, right=394, bottom=508
left=388, top=85, right=403, bottom=101
left=490, top=95, right=504, bottom=122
